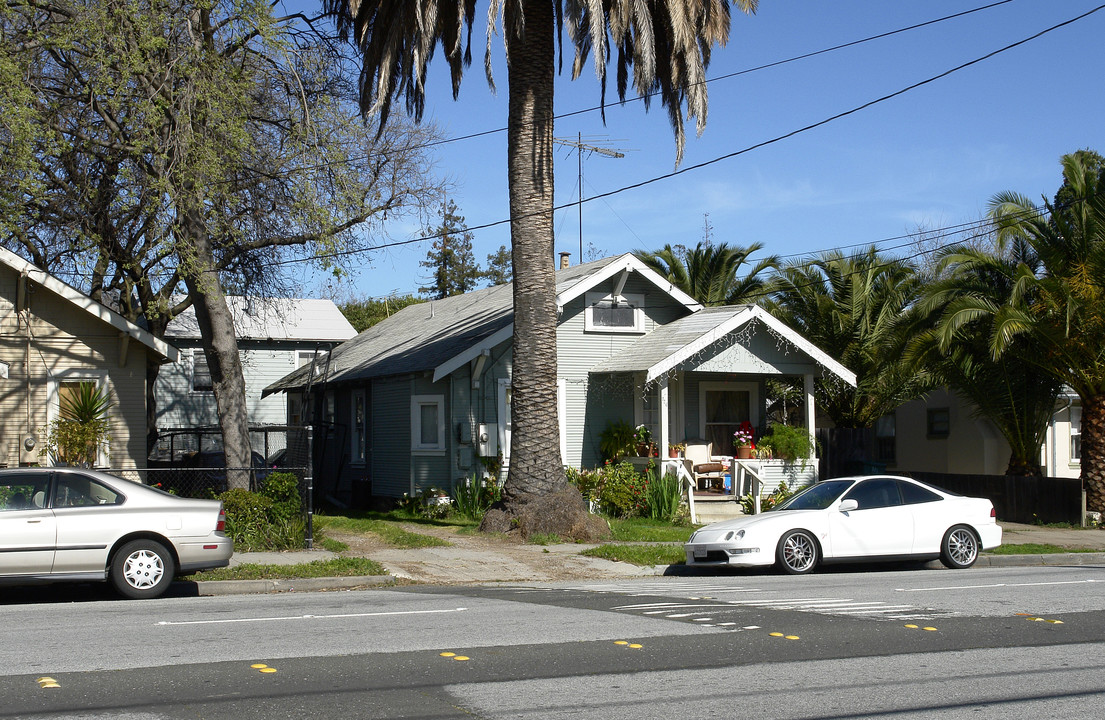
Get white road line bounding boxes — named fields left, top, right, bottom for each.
left=157, top=607, right=468, bottom=626
left=896, top=579, right=1100, bottom=592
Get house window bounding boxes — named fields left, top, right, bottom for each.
left=1071, top=407, right=1081, bottom=462
left=412, top=395, right=445, bottom=452
left=875, top=414, right=896, bottom=463
left=927, top=408, right=950, bottom=438
left=351, top=391, right=366, bottom=464
left=700, top=382, right=757, bottom=457
left=585, top=292, right=644, bottom=333
left=297, top=350, right=328, bottom=377
left=192, top=350, right=213, bottom=392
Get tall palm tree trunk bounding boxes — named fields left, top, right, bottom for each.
left=479, top=0, right=607, bottom=540
left=1083, top=393, right=1105, bottom=516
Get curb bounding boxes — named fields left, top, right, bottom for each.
left=177, top=553, right=1105, bottom=596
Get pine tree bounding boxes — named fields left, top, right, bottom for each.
left=484, top=245, right=513, bottom=286
left=418, top=200, right=482, bottom=299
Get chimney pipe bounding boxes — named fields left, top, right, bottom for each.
left=559, top=252, right=571, bottom=269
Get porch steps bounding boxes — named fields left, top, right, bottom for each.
left=692, top=493, right=745, bottom=524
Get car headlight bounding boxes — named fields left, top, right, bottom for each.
left=724, top=529, right=745, bottom=541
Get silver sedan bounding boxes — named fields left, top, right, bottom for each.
left=0, top=467, right=233, bottom=599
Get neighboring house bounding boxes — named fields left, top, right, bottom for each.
left=153, top=297, right=355, bottom=454
left=0, top=247, right=179, bottom=469
left=264, top=254, right=856, bottom=506
left=891, top=388, right=1082, bottom=479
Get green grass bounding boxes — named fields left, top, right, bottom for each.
left=528, top=533, right=564, bottom=546
left=608, top=517, right=697, bottom=543
left=318, top=536, right=349, bottom=553
left=986, top=543, right=1099, bottom=555
left=315, top=513, right=453, bottom=548
left=581, top=543, right=686, bottom=566
left=183, top=557, right=387, bottom=581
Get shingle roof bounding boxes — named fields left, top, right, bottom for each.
left=265, top=255, right=623, bottom=393
left=166, top=297, right=355, bottom=342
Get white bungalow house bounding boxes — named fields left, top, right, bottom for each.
left=153, top=297, right=355, bottom=458
left=264, top=254, right=856, bottom=507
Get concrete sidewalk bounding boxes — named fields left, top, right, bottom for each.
left=185, top=521, right=1105, bottom=596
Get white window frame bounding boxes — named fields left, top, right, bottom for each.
left=584, top=291, right=645, bottom=333
left=351, top=390, right=367, bottom=465
left=1070, top=406, right=1081, bottom=463
left=191, top=348, right=213, bottom=393
left=411, top=395, right=446, bottom=454
left=46, top=372, right=112, bottom=467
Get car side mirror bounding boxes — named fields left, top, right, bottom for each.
left=838, top=499, right=858, bottom=513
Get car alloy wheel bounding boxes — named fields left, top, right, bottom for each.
left=940, top=525, right=979, bottom=569
left=777, top=530, right=819, bottom=574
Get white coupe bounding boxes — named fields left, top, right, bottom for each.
left=685, top=475, right=1002, bottom=574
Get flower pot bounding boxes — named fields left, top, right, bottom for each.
left=736, top=445, right=753, bottom=459
left=668, top=449, right=680, bottom=459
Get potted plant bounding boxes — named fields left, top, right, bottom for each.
left=756, top=424, right=816, bottom=465
left=633, top=424, right=654, bottom=457
left=41, top=381, right=114, bottom=467
left=599, top=420, right=637, bottom=462
left=668, top=442, right=686, bottom=458
left=733, top=421, right=755, bottom=459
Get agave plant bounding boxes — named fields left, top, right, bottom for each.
left=42, top=382, right=115, bottom=467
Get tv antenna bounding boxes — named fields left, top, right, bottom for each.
left=554, top=134, right=626, bottom=263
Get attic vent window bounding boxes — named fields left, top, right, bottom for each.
left=585, top=292, right=644, bottom=333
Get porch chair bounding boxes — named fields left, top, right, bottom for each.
left=684, top=441, right=726, bottom=492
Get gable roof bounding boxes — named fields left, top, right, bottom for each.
left=590, top=304, right=856, bottom=386
left=265, top=253, right=703, bottom=394
left=0, top=247, right=178, bottom=362
left=166, top=297, right=356, bottom=342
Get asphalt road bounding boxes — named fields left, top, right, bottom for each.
left=4, top=564, right=1105, bottom=719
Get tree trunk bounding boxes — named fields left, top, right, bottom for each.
left=181, top=213, right=253, bottom=490
left=1082, top=392, right=1105, bottom=516
left=478, top=0, right=607, bottom=541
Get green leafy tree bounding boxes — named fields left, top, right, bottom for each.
left=339, top=295, right=424, bottom=333
left=974, top=152, right=1105, bottom=512
left=419, top=200, right=483, bottom=299
left=635, top=241, right=776, bottom=306
left=764, top=247, right=932, bottom=428
left=912, top=243, right=1062, bottom=476
left=324, top=0, right=758, bottom=538
left=1, top=0, right=443, bottom=476
left=484, top=245, right=513, bottom=286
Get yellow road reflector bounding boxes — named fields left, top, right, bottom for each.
left=251, top=664, right=268, bottom=669
left=36, top=677, right=57, bottom=684
left=36, top=678, right=60, bottom=689
left=785, top=635, right=800, bottom=640
left=260, top=668, right=278, bottom=674
left=453, top=656, right=470, bottom=661
left=628, top=644, right=643, bottom=649
left=1032, top=617, right=1045, bottom=622
left=769, top=632, right=784, bottom=637
left=904, top=624, right=919, bottom=629
left=923, top=627, right=937, bottom=632
left=39, top=683, right=61, bottom=689
left=613, top=641, right=628, bottom=646
left=440, top=652, right=456, bottom=657
left=1046, top=619, right=1064, bottom=624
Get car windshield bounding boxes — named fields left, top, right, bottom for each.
left=771, top=480, right=854, bottom=511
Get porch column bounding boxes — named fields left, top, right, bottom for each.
left=804, top=373, right=816, bottom=447
left=659, top=376, right=670, bottom=459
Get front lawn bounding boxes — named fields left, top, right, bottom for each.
left=183, top=557, right=386, bottom=581
left=581, top=543, right=685, bottom=566
left=986, top=543, right=1099, bottom=555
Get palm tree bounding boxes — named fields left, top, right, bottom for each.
left=764, top=247, right=932, bottom=428
left=635, top=241, right=776, bottom=305
left=978, top=152, right=1105, bottom=513
left=911, top=243, right=1062, bottom=476
left=323, top=0, right=758, bottom=538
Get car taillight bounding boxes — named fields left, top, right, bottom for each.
left=991, top=507, right=997, bottom=518
left=216, top=508, right=226, bottom=532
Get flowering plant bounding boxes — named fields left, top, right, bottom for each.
left=634, top=424, right=652, bottom=445
left=734, top=421, right=755, bottom=447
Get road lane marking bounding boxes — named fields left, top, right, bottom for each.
left=896, top=579, right=1099, bottom=592
left=158, top=607, right=468, bottom=626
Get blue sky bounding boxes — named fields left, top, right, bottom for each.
left=299, top=1, right=1105, bottom=300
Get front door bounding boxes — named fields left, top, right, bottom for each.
left=700, top=382, right=757, bottom=457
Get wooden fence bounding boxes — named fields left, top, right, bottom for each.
left=901, top=471, right=1082, bottom=525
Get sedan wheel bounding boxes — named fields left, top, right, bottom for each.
left=776, top=530, right=819, bottom=574
left=940, top=525, right=979, bottom=569
left=110, top=540, right=175, bottom=599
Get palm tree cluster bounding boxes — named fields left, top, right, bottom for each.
left=637, top=150, right=1105, bottom=518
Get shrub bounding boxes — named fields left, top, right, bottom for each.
left=739, top=481, right=795, bottom=514
left=598, top=461, right=650, bottom=518
left=599, top=420, right=637, bottom=462
left=645, top=468, right=683, bottom=522
left=219, top=481, right=306, bottom=551
left=452, top=475, right=500, bottom=521
left=260, top=471, right=301, bottom=522
left=757, top=424, right=816, bottom=464
left=566, top=466, right=604, bottom=504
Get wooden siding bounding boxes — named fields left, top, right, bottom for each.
left=557, top=274, right=691, bottom=469
left=0, top=266, right=152, bottom=469
left=370, top=377, right=411, bottom=497
left=410, top=374, right=450, bottom=493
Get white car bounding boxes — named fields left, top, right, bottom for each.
left=0, top=467, right=233, bottom=598
left=685, top=475, right=1002, bottom=574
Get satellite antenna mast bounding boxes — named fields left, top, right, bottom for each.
left=554, top=134, right=625, bottom=263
